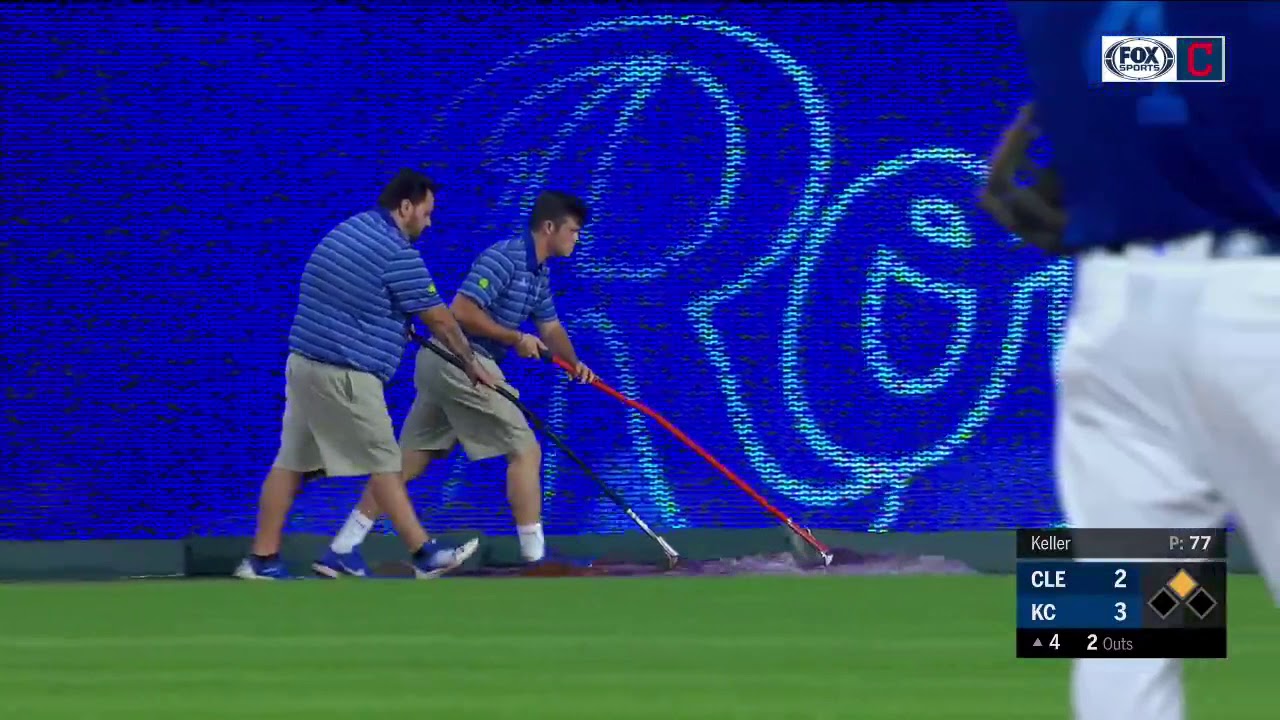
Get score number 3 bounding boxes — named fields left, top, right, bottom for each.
left=1085, top=1, right=1188, bottom=126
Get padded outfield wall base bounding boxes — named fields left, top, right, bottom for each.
left=0, top=539, right=186, bottom=581
left=0, top=530, right=1259, bottom=581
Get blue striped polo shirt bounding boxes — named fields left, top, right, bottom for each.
left=288, top=209, right=443, bottom=383
left=456, top=231, right=557, bottom=361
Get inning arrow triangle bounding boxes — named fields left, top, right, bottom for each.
left=1033, top=638, right=1043, bottom=647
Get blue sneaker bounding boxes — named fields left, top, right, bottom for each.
left=312, top=549, right=371, bottom=578
left=233, top=555, right=289, bottom=580
left=411, top=538, right=480, bottom=579
left=518, top=549, right=596, bottom=577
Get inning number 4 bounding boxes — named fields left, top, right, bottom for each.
left=1086, top=1, right=1188, bottom=126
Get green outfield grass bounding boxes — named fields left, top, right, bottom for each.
left=0, top=575, right=1272, bottom=719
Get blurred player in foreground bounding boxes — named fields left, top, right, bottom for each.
left=988, top=3, right=1280, bottom=719
left=315, top=190, right=597, bottom=576
left=236, top=169, right=492, bottom=580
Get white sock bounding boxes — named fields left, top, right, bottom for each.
left=517, top=522, right=545, bottom=562
left=331, top=510, right=374, bottom=554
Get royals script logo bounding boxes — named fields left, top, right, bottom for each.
left=429, top=16, right=1071, bottom=531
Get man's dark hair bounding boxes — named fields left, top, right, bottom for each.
left=529, top=190, right=589, bottom=231
left=378, top=169, right=438, bottom=210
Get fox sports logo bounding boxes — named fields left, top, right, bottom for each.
left=1104, top=37, right=1175, bottom=80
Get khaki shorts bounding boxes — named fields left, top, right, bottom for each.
left=399, top=341, right=536, bottom=461
left=272, top=353, right=401, bottom=477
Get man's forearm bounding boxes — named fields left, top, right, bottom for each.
left=538, top=322, right=580, bottom=365
left=417, top=306, right=477, bottom=366
left=451, top=297, right=523, bottom=347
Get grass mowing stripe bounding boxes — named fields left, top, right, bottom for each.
left=0, top=633, right=1007, bottom=649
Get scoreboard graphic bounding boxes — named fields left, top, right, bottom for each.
left=1016, top=529, right=1228, bottom=659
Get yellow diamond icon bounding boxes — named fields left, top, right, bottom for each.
left=1168, top=569, right=1199, bottom=599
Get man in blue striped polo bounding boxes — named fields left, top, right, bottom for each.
left=236, top=169, right=495, bottom=580
left=319, top=190, right=596, bottom=570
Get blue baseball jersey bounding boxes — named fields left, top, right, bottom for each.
left=1009, top=1, right=1280, bottom=250
left=289, top=209, right=443, bottom=383
left=455, top=231, right=557, bottom=362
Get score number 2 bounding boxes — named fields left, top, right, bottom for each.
left=1085, top=1, right=1188, bottom=126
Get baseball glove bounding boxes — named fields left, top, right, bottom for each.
left=978, top=103, right=1070, bottom=254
